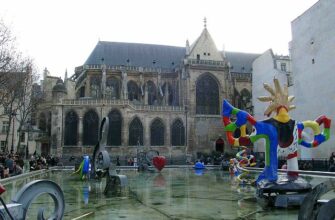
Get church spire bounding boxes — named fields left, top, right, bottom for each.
left=203, top=17, right=207, bottom=29
left=64, top=69, right=68, bottom=81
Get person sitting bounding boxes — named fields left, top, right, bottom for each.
left=281, top=162, right=287, bottom=170
left=3, top=166, right=9, bottom=178
left=13, top=161, right=23, bottom=175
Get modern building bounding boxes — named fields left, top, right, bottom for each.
left=252, top=49, right=292, bottom=153
left=36, top=24, right=259, bottom=162
left=290, top=0, right=335, bottom=159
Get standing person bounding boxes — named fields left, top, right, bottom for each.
left=329, top=152, right=335, bottom=171
left=5, top=155, right=14, bottom=174
left=116, top=156, right=121, bottom=166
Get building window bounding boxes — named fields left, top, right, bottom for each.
left=2, top=121, right=9, bottom=133
left=0, top=141, right=6, bottom=152
left=90, top=76, right=101, bottom=98
left=20, top=132, right=25, bottom=143
left=280, top=63, right=287, bottom=71
left=127, top=81, right=139, bottom=101
left=147, top=81, right=157, bottom=105
left=107, top=110, right=122, bottom=146
left=38, top=113, right=47, bottom=132
left=64, top=110, right=78, bottom=146
left=171, top=119, right=185, bottom=146
left=150, top=119, right=164, bottom=146
left=196, top=74, right=219, bottom=115
left=106, top=77, right=120, bottom=99
left=83, top=110, right=99, bottom=146
left=129, top=117, right=143, bottom=146
left=162, top=83, right=174, bottom=106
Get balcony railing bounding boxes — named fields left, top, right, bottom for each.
left=61, top=99, right=184, bottom=112
left=187, top=59, right=226, bottom=67
left=75, top=64, right=176, bottom=75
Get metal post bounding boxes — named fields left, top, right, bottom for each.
left=185, top=106, right=188, bottom=148
left=11, top=112, right=16, bottom=153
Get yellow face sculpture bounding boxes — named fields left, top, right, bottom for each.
left=257, top=78, right=295, bottom=123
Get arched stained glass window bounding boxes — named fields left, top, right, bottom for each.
left=147, top=81, right=156, bottom=105
left=129, top=117, right=143, bottom=146
left=196, top=74, right=219, bottom=115
left=90, top=76, right=101, bottom=98
left=106, top=77, right=120, bottom=99
left=128, top=81, right=139, bottom=101
left=150, top=118, right=164, bottom=146
left=64, top=110, right=78, bottom=146
left=162, top=83, right=174, bottom=106
left=171, top=119, right=185, bottom=146
left=83, top=110, right=99, bottom=145
left=107, top=110, right=122, bottom=146
left=240, top=88, right=252, bottom=110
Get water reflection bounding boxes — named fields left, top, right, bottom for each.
left=152, top=173, right=166, bottom=188
left=0, top=169, right=334, bottom=219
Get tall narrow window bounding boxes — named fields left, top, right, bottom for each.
left=196, top=74, right=219, bottom=114
left=129, top=117, right=143, bottom=146
left=147, top=81, right=157, bottom=105
left=128, top=81, right=139, bottom=101
left=171, top=119, right=185, bottom=146
left=240, top=88, right=251, bottom=111
left=83, top=110, right=99, bottom=145
left=1, top=121, right=9, bottom=133
left=107, top=110, right=122, bottom=146
left=106, top=77, right=120, bottom=99
left=162, top=83, right=174, bottom=106
left=90, top=76, right=101, bottom=98
left=64, top=110, right=78, bottom=146
left=280, top=63, right=287, bottom=72
left=38, top=112, right=46, bottom=132
left=150, top=118, right=164, bottom=146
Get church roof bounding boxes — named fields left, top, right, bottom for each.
left=85, top=41, right=185, bottom=70
left=83, top=41, right=260, bottom=74
left=52, top=79, right=67, bottom=93
left=225, top=52, right=260, bottom=73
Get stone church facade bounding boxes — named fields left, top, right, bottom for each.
left=36, top=26, right=259, bottom=162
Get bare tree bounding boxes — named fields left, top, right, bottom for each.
left=15, top=64, right=42, bottom=153
left=0, top=20, right=37, bottom=153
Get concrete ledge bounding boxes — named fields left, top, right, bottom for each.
left=246, top=167, right=335, bottom=177
left=0, top=169, right=50, bottom=184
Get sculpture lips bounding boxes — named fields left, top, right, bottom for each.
left=153, top=156, right=166, bottom=171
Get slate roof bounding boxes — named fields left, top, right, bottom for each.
left=52, top=79, right=67, bottom=93
left=85, top=41, right=185, bottom=69
left=83, top=41, right=260, bottom=74
left=225, top=52, right=260, bottom=73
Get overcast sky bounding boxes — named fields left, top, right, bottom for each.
left=1, top=0, right=318, bottom=79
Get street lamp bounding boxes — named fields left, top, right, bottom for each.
left=25, top=121, right=32, bottom=159
left=11, top=111, right=17, bottom=153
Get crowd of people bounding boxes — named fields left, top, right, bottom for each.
left=0, top=152, right=60, bottom=179
left=0, top=153, right=24, bottom=179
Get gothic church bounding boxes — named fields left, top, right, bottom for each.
left=37, top=24, right=258, bottom=162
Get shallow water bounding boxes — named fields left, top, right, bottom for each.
left=1, top=168, right=334, bottom=220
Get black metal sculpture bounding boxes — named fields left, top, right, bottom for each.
left=91, top=117, right=127, bottom=193
left=0, top=180, right=65, bottom=220
left=298, top=179, right=335, bottom=220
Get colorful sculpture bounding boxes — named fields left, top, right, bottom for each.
left=222, top=78, right=331, bottom=183
left=152, top=156, right=166, bottom=171
left=229, top=147, right=256, bottom=184
left=73, top=155, right=90, bottom=180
